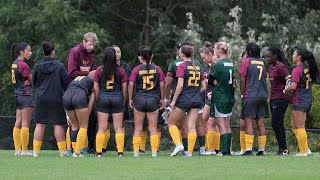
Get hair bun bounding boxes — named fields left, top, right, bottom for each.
left=203, top=41, right=212, bottom=47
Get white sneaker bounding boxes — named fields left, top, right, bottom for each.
left=133, top=152, right=139, bottom=157
left=185, top=153, right=192, bottom=157
left=204, top=150, right=216, bottom=155
left=170, top=144, right=184, bottom=157
left=152, top=153, right=157, bottom=157
left=21, top=151, right=32, bottom=156
left=234, top=150, right=245, bottom=156
left=33, top=152, right=39, bottom=157
left=60, top=151, right=70, bottom=157
left=73, top=152, right=84, bottom=158
left=307, top=149, right=312, bottom=155
left=296, top=153, right=308, bottom=157
left=216, top=152, right=224, bottom=156
left=14, top=151, right=21, bottom=156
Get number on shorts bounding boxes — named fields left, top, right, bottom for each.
left=142, top=75, right=154, bottom=90
left=188, top=70, right=200, bottom=87
left=106, top=76, right=114, bottom=89
left=257, top=65, right=263, bottom=80
left=11, top=69, right=16, bottom=84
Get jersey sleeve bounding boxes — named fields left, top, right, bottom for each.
left=66, top=49, right=88, bottom=79
left=93, top=66, right=102, bottom=83
left=239, top=58, right=250, bottom=77
left=19, top=61, right=31, bottom=78
left=166, top=61, right=175, bottom=77
left=176, top=63, right=186, bottom=78
left=210, top=62, right=221, bottom=78
left=120, top=67, right=128, bottom=83
left=291, top=66, right=302, bottom=84
left=129, top=66, right=139, bottom=83
left=156, top=66, right=165, bottom=82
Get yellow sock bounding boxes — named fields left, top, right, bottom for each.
left=84, top=135, right=88, bottom=148
left=116, top=133, right=125, bottom=153
left=71, top=142, right=77, bottom=151
left=57, top=141, right=66, bottom=152
left=21, top=127, right=29, bottom=151
left=215, top=131, right=221, bottom=150
left=33, top=140, right=42, bottom=152
left=150, top=135, right=159, bottom=153
left=205, top=133, right=208, bottom=150
left=66, top=127, right=72, bottom=151
left=103, top=129, right=111, bottom=149
left=157, top=131, right=161, bottom=149
left=169, top=126, right=181, bottom=145
left=13, top=127, right=21, bottom=151
left=95, top=133, right=105, bottom=153
left=188, top=132, right=197, bottom=154
left=297, top=128, right=308, bottom=154
left=292, top=128, right=298, bottom=136
left=179, top=130, right=182, bottom=143
left=258, top=135, right=266, bottom=150
left=207, top=130, right=215, bottom=150
left=245, top=134, right=254, bottom=151
left=240, top=130, right=246, bottom=152
left=140, top=129, right=147, bottom=150
left=132, top=136, right=141, bottom=153
left=75, top=128, right=87, bottom=153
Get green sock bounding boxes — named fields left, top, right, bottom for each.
left=227, top=133, right=232, bottom=154
left=220, top=134, right=228, bottom=155
left=182, top=138, right=188, bottom=151
left=198, top=136, right=205, bottom=147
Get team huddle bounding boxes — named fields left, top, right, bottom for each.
left=10, top=32, right=319, bottom=158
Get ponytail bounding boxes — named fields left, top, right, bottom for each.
left=11, top=44, right=17, bottom=60
left=10, top=42, right=29, bottom=60
left=138, top=46, right=153, bottom=74
left=307, top=51, right=319, bottom=82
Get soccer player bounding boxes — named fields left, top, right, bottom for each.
left=168, top=45, right=206, bottom=157
left=239, top=43, right=268, bottom=156
left=284, top=48, right=319, bottom=156
left=32, top=42, right=71, bottom=157
left=11, top=42, right=33, bottom=156
left=208, top=42, right=235, bottom=156
left=66, top=32, right=98, bottom=154
left=265, top=47, right=290, bottom=155
left=129, top=46, right=165, bottom=157
left=199, top=42, right=220, bottom=155
left=94, top=47, right=127, bottom=157
left=63, top=74, right=95, bottom=157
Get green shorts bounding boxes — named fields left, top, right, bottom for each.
left=210, top=102, right=234, bottom=118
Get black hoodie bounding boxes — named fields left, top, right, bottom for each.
left=33, top=57, right=71, bottom=124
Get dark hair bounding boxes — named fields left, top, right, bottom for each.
left=42, top=42, right=55, bottom=56
left=199, top=41, right=214, bottom=54
left=241, top=51, right=247, bottom=58
left=180, top=45, right=194, bottom=58
left=296, top=48, right=319, bottom=82
left=11, top=42, right=29, bottom=60
left=138, top=46, right=153, bottom=74
left=111, top=44, right=119, bottom=48
left=101, top=47, right=118, bottom=81
left=266, top=47, right=284, bottom=63
left=246, top=43, right=261, bottom=58
left=176, top=41, right=193, bottom=49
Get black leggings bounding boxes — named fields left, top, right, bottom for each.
left=270, top=99, right=289, bottom=150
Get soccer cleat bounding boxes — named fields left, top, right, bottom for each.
left=152, top=153, right=157, bottom=157
left=242, top=151, right=253, bottom=156
left=21, top=151, right=33, bottom=156
left=234, top=150, right=244, bottom=156
left=139, top=149, right=146, bottom=154
left=87, top=148, right=96, bottom=154
left=204, top=150, right=216, bottom=156
left=14, top=151, right=21, bottom=156
left=256, top=151, right=265, bottom=156
left=80, top=148, right=87, bottom=154
left=102, top=148, right=107, bottom=153
left=73, top=152, right=84, bottom=158
left=60, top=151, right=70, bottom=157
left=276, top=149, right=289, bottom=156
left=296, top=153, right=307, bottom=157
left=96, top=152, right=102, bottom=157
left=67, top=150, right=73, bottom=156
left=170, top=144, right=184, bottom=157
left=133, top=152, right=139, bottom=157
left=185, top=153, right=192, bottom=157
left=33, top=153, right=39, bottom=157
left=118, top=152, right=123, bottom=157
left=307, top=149, right=312, bottom=155
left=216, top=152, right=224, bottom=156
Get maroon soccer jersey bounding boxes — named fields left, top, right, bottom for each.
left=239, top=57, right=268, bottom=98
left=94, top=65, right=127, bottom=95
left=176, top=61, right=203, bottom=103
left=11, top=59, right=33, bottom=96
left=268, top=62, right=289, bottom=100
left=129, top=64, right=165, bottom=98
left=66, top=43, right=95, bottom=79
left=291, top=64, right=312, bottom=105
left=203, top=63, right=213, bottom=100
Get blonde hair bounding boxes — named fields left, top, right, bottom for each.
left=215, top=41, right=231, bottom=55
left=83, top=32, right=98, bottom=43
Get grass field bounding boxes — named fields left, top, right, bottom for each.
left=1, top=150, right=320, bottom=179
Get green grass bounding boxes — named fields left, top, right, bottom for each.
left=0, top=150, right=320, bottom=179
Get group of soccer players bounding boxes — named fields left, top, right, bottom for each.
left=10, top=31, right=319, bottom=157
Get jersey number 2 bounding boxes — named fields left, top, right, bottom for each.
left=106, top=76, right=115, bottom=89
left=188, top=71, right=200, bottom=86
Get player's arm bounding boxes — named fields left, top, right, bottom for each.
left=284, top=82, right=297, bottom=94
left=165, top=76, right=173, bottom=99
left=170, top=77, right=183, bottom=108
left=128, top=81, right=134, bottom=108
left=122, top=82, right=127, bottom=103
left=200, top=80, right=206, bottom=93
left=88, top=92, right=95, bottom=114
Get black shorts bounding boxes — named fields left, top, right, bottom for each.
left=63, top=88, right=88, bottom=110
left=16, top=96, right=34, bottom=109
left=241, top=97, right=269, bottom=119
left=96, top=95, right=125, bottom=114
left=175, top=101, right=201, bottom=112
left=292, top=104, right=311, bottom=113
left=133, top=96, right=160, bottom=112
